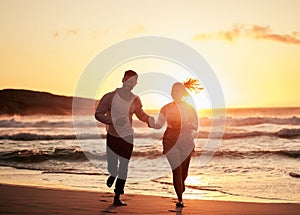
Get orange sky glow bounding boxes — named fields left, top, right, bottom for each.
left=1, top=0, right=300, bottom=109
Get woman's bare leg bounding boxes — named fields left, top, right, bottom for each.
left=181, top=154, right=192, bottom=193
left=172, top=165, right=184, bottom=202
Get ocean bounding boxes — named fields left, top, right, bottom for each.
left=0, top=107, right=299, bottom=203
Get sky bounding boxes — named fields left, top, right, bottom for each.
left=1, top=0, right=300, bottom=109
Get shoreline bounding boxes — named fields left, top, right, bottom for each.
left=1, top=183, right=300, bottom=215
left=1, top=166, right=298, bottom=205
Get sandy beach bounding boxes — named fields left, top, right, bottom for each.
left=1, top=183, right=299, bottom=215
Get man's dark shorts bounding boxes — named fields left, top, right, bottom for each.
left=106, top=133, right=134, bottom=160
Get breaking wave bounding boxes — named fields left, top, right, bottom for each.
left=1, top=116, right=299, bottom=128
left=1, top=128, right=300, bottom=141
left=224, top=116, right=300, bottom=126
left=0, top=118, right=104, bottom=128
left=0, top=148, right=103, bottom=163
left=0, top=133, right=103, bottom=141
left=0, top=148, right=299, bottom=165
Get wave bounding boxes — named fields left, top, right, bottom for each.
left=0, top=118, right=72, bottom=128
left=139, top=149, right=300, bottom=160
left=0, top=133, right=77, bottom=141
left=2, top=128, right=300, bottom=141
left=1, top=116, right=300, bottom=129
left=0, top=118, right=105, bottom=128
left=151, top=177, right=293, bottom=202
left=42, top=171, right=106, bottom=176
left=0, top=133, right=107, bottom=141
left=276, top=128, right=300, bottom=138
left=196, top=150, right=300, bottom=159
left=0, top=147, right=299, bottom=165
left=200, top=128, right=300, bottom=139
left=224, top=116, right=300, bottom=126
left=289, top=172, right=300, bottom=178
left=0, top=148, right=104, bottom=163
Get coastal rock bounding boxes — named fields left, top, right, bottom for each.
left=0, top=89, right=95, bottom=115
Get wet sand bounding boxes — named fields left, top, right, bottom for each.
left=1, top=183, right=300, bottom=214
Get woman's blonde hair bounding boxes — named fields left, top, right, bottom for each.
left=171, top=78, right=203, bottom=101
left=183, top=78, right=203, bottom=94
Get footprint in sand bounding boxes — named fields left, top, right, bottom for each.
left=101, top=210, right=117, bottom=214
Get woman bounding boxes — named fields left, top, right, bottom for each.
left=150, top=78, right=202, bottom=208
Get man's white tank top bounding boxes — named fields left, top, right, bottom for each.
left=110, top=92, right=134, bottom=137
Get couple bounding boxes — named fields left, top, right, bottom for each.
left=95, top=70, right=202, bottom=208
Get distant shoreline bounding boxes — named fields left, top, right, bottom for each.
left=0, top=89, right=94, bottom=116
left=1, top=89, right=299, bottom=116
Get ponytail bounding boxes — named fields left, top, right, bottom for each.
left=183, top=78, right=203, bottom=94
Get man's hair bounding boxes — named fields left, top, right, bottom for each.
left=123, top=70, right=138, bottom=79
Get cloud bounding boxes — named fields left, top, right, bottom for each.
left=51, top=31, right=59, bottom=38
left=51, top=29, right=79, bottom=38
left=193, top=24, right=300, bottom=45
left=66, top=29, right=78, bottom=36
left=50, top=26, right=144, bottom=39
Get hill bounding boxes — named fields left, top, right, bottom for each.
left=0, top=89, right=95, bottom=116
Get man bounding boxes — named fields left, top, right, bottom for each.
left=95, top=70, right=152, bottom=206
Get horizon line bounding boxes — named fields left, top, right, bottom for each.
left=1, top=88, right=299, bottom=110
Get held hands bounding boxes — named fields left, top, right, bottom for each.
left=148, top=116, right=155, bottom=128
left=148, top=115, right=163, bottom=129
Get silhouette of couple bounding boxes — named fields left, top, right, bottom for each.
left=95, top=70, right=202, bottom=208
